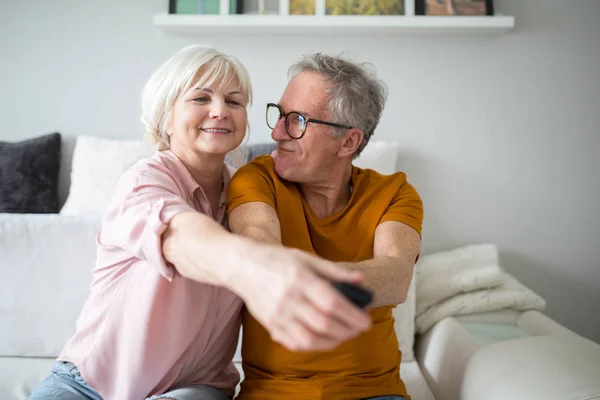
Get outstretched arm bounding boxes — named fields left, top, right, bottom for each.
left=339, top=221, right=420, bottom=308
left=164, top=206, right=371, bottom=352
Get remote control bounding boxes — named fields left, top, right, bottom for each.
left=332, top=282, right=373, bottom=309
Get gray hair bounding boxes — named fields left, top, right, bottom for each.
left=288, top=53, right=387, bottom=158
left=141, top=45, right=252, bottom=151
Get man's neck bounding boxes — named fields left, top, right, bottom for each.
left=299, top=164, right=353, bottom=219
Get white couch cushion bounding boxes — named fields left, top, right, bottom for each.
left=0, top=214, right=100, bottom=357
left=0, top=357, right=55, bottom=400
left=60, top=135, right=152, bottom=216
left=353, top=141, right=400, bottom=175
left=394, top=275, right=416, bottom=361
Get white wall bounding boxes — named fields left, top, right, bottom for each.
left=1, top=0, right=599, bottom=342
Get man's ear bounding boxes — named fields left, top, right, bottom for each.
left=338, top=128, right=364, bottom=158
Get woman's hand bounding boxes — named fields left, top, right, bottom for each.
left=229, top=245, right=372, bottom=352
left=164, top=212, right=371, bottom=352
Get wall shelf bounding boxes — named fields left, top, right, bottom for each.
left=153, top=14, right=515, bottom=36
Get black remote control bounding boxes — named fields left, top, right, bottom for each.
left=332, top=282, right=373, bottom=309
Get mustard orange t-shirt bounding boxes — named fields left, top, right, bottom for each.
left=227, top=155, right=423, bottom=400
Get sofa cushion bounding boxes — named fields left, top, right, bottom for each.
left=0, top=214, right=100, bottom=357
left=60, top=135, right=152, bottom=216
left=394, top=275, right=417, bottom=361
left=353, top=140, right=400, bottom=175
left=0, top=132, right=61, bottom=213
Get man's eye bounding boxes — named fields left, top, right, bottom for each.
left=297, top=116, right=307, bottom=129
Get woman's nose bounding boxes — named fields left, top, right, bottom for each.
left=209, top=100, right=229, bottom=120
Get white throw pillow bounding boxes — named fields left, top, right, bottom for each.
left=393, top=274, right=417, bottom=362
left=415, top=243, right=505, bottom=315
left=60, top=136, right=153, bottom=216
left=416, top=273, right=546, bottom=334
left=353, top=141, right=400, bottom=175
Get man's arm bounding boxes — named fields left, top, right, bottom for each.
left=228, top=200, right=374, bottom=349
left=340, top=221, right=421, bottom=308
left=228, top=201, right=282, bottom=245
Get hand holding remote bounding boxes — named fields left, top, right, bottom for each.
left=332, top=281, right=373, bottom=309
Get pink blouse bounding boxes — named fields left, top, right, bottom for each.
left=59, top=150, right=243, bottom=400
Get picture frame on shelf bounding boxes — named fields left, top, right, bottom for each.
left=415, top=0, right=493, bottom=16
left=289, top=0, right=316, bottom=15
left=169, top=0, right=245, bottom=14
left=325, top=0, right=404, bottom=15
left=241, top=0, right=279, bottom=15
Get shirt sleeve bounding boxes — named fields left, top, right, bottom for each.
left=98, top=161, right=196, bottom=280
left=227, top=156, right=277, bottom=215
left=379, top=176, right=424, bottom=236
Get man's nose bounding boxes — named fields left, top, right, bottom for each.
left=271, top=117, right=289, bottom=141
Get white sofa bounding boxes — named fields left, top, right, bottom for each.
left=1, top=137, right=599, bottom=400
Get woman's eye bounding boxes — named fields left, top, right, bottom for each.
left=193, top=96, right=209, bottom=103
left=226, top=99, right=241, bottom=106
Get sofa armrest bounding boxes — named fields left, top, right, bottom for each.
left=416, top=311, right=600, bottom=400
left=517, top=310, right=580, bottom=337
left=415, top=317, right=482, bottom=400
left=0, top=214, right=100, bottom=357
left=462, top=335, right=600, bottom=400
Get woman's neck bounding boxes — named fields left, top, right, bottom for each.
left=171, top=147, right=225, bottom=191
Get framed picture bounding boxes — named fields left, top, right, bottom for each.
left=415, top=0, right=493, bottom=16
left=325, top=0, right=404, bottom=15
left=240, top=0, right=279, bottom=15
left=169, top=0, right=245, bottom=14
left=289, top=0, right=316, bottom=15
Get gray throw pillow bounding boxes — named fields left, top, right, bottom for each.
left=246, top=142, right=276, bottom=162
left=0, top=132, right=62, bottom=213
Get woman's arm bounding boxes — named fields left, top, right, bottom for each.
left=162, top=211, right=250, bottom=285
left=162, top=210, right=372, bottom=352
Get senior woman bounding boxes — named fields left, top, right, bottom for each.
left=28, top=45, right=371, bottom=400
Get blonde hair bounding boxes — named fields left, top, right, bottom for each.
left=141, top=45, right=253, bottom=151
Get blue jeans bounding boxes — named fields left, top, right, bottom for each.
left=28, top=361, right=232, bottom=400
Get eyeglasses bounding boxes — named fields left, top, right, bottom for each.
left=266, top=103, right=353, bottom=140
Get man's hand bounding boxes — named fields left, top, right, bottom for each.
left=229, top=244, right=372, bottom=352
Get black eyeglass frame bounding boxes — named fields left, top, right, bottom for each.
left=266, top=103, right=353, bottom=139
